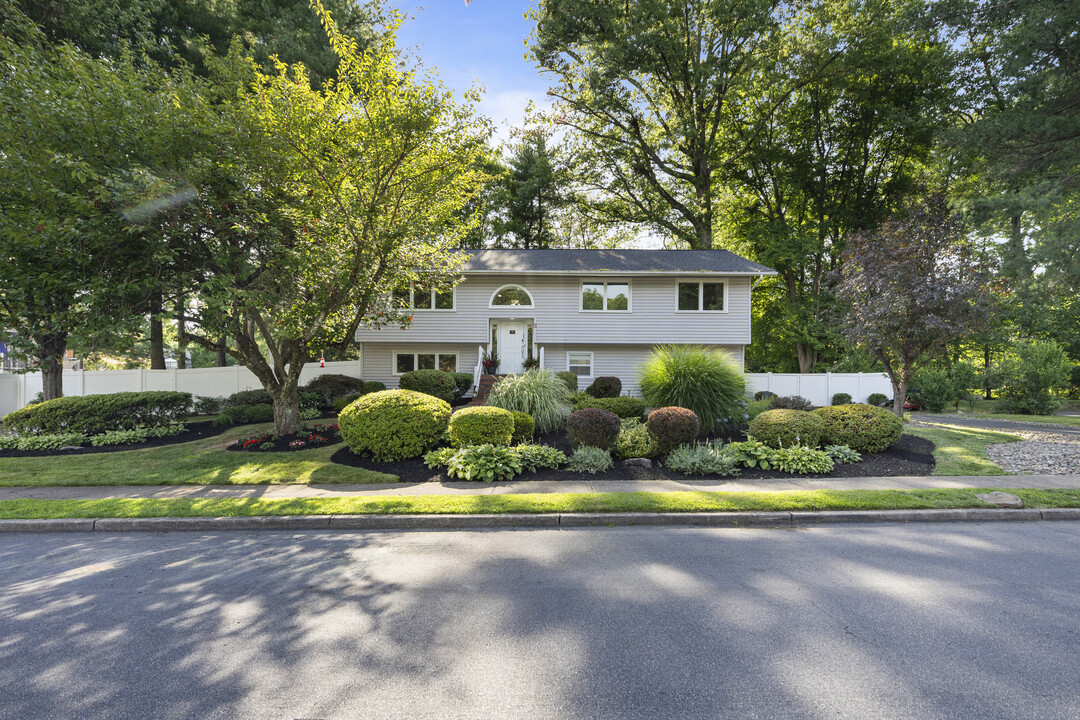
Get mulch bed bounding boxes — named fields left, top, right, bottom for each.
left=329, top=431, right=935, bottom=484
left=0, top=420, right=229, bottom=458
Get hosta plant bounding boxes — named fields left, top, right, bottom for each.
left=770, top=446, right=835, bottom=474
left=513, top=444, right=567, bottom=473
left=824, top=445, right=862, bottom=464
left=445, top=444, right=523, bottom=482
left=725, top=440, right=775, bottom=470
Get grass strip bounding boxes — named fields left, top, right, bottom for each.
left=4, top=488, right=1080, bottom=520
left=904, top=424, right=1021, bottom=475
left=0, top=423, right=395, bottom=487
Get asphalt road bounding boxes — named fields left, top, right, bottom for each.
left=911, top=412, right=1080, bottom=436
left=3, top=524, right=1080, bottom=720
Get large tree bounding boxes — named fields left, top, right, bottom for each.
left=528, top=0, right=851, bottom=249
left=835, top=194, right=996, bottom=415
left=175, top=4, right=489, bottom=434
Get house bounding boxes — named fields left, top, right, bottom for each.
left=354, top=249, right=777, bottom=395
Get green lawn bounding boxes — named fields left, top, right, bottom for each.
left=905, top=424, right=1021, bottom=475
left=3, top=487, right=1080, bottom=519
left=0, top=423, right=395, bottom=486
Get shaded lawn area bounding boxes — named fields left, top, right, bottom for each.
left=905, top=423, right=1021, bottom=476
left=0, top=423, right=395, bottom=487
left=3, top=487, right=1080, bottom=519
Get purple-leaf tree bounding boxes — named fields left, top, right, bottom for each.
left=835, top=194, right=996, bottom=416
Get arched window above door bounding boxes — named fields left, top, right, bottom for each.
left=489, top=284, right=534, bottom=308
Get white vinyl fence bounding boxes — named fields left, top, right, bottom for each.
left=745, top=372, right=892, bottom=407
left=0, top=359, right=362, bottom=419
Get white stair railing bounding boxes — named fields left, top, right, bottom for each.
left=473, top=345, right=484, bottom=395
left=538, top=346, right=545, bottom=369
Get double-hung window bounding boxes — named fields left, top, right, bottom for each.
left=581, top=280, right=630, bottom=311
left=393, top=284, right=455, bottom=311
left=567, top=352, right=594, bottom=378
left=395, top=352, right=458, bottom=374
left=677, top=280, right=726, bottom=312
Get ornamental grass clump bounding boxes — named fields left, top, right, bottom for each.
left=448, top=406, right=514, bottom=447
left=486, top=368, right=570, bottom=433
left=747, top=409, right=824, bottom=449
left=638, top=345, right=746, bottom=432
left=338, top=389, right=451, bottom=461
left=813, top=404, right=902, bottom=453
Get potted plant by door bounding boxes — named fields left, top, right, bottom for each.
left=482, top=350, right=500, bottom=375
left=522, top=356, right=540, bottom=370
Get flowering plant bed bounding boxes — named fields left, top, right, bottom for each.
left=228, top=424, right=343, bottom=452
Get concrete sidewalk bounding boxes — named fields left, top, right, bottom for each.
left=3, top=474, right=1079, bottom=502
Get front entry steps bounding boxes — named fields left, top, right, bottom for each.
left=467, top=374, right=505, bottom=406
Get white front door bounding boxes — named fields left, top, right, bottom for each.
left=497, top=321, right=527, bottom=374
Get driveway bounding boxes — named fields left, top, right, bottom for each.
left=911, top=412, right=1080, bottom=436
left=3, top=524, right=1080, bottom=719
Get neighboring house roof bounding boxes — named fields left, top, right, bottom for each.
left=461, top=249, right=777, bottom=275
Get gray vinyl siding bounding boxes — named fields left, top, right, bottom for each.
left=359, top=343, right=482, bottom=390
left=355, top=273, right=752, bottom=345
left=544, top=344, right=746, bottom=397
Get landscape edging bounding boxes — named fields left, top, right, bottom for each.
left=1, top=507, right=1079, bottom=532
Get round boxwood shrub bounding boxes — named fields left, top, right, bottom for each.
left=4, top=391, right=192, bottom=436
left=831, top=392, right=852, bottom=406
left=212, top=402, right=275, bottom=426
left=645, top=406, right=700, bottom=455
left=813, top=404, right=903, bottom=453
left=361, top=380, right=386, bottom=395
left=555, top=371, right=579, bottom=393
left=332, top=393, right=362, bottom=412
left=338, top=389, right=451, bottom=461
left=225, top=389, right=273, bottom=407
left=449, top=406, right=514, bottom=447
left=867, top=392, right=889, bottom=407
left=398, top=369, right=456, bottom=403
left=510, top=411, right=535, bottom=443
left=302, top=374, right=365, bottom=404
left=769, top=395, right=813, bottom=411
left=753, top=390, right=777, bottom=401
left=451, top=372, right=474, bottom=401
left=570, top=395, right=646, bottom=420
left=586, top=376, right=622, bottom=399
left=747, top=409, right=824, bottom=449
left=567, top=407, right=621, bottom=450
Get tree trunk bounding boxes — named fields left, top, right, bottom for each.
left=795, top=343, right=817, bottom=374
left=175, top=296, right=187, bottom=369
left=38, top=332, right=67, bottom=401
left=270, top=376, right=302, bottom=436
left=983, top=345, right=993, bottom=400
left=890, top=376, right=907, bottom=417
left=216, top=336, right=228, bottom=367
left=149, top=291, right=166, bottom=370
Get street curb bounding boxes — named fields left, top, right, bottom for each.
left=1, top=507, right=1079, bottom=532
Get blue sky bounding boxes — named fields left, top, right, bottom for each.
left=395, top=1, right=550, bottom=142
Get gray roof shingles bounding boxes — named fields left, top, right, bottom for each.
left=461, top=249, right=776, bottom=275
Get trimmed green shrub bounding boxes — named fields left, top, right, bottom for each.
left=555, top=371, right=579, bottom=393
left=638, top=345, right=746, bottom=432
left=753, top=390, right=777, bottom=401
left=567, top=407, right=621, bottom=450
left=867, top=392, right=889, bottom=407
left=570, top=394, right=646, bottom=420
left=332, top=393, right=362, bottom=412
left=993, top=340, right=1071, bottom=415
left=915, top=369, right=954, bottom=413
left=813, top=404, right=903, bottom=453
left=4, top=391, right=192, bottom=436
left=445, top=444, right=523, bottom=482
left=486, top=368, right=570, bottom=433
left=613, top=418, right=658, bottom=459
left=449, top=406, right=514, bottom=447
left=831, top=393, right=852, bottom=406
left=769, top=395, right=812, bottom=411
left=510, top=411, right=535, bottom=443
left=747, top=399, right=771, bottom=422
left=587, top=376, right=622, bottom=398
left=301, top=374, right=365, bottom=404
left=513, top=444, right=566, bottom=472
left=565, top=446, right=614, bottom=474
left=191, top=396, right=225, bottom=415
left=770, top=445, right=835, bottom=474
left=824, top=445, right=862, bottom=464
left=645, top=406, right=700, bottom=455
left=225, top=389, right=272, bottom=407
left=748, top=409, right=824, bottom=449
left=338, top=389, right=451, bottom=461
left=213, top=403, right=274, bottom=426
left=399, top=369, right=456, bottom=403
left=451, top=372, right=474, bottom=401
left=362, top=381, right=386, bottom=395
left=665, top=441, right=739, bottom=476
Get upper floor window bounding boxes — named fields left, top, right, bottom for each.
left=490, top=284, right=534, bottom=308
left=393, top=284, right=455, bottom=311
left=581, top=280, right=630, bottom=312
left=677, top=280, right=726, bottom=312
